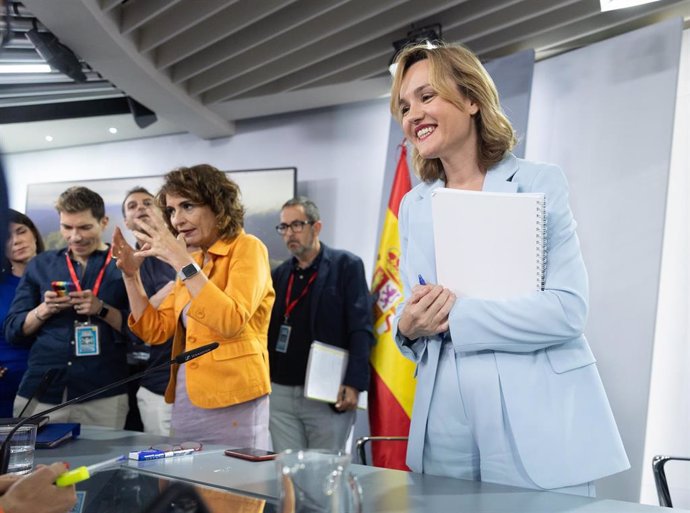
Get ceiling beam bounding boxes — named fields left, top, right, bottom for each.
left=481, top=0, right=690, bottom=58
left=137, top=0, right=239, bottom=53
left=21, top=0, right=234, bottom=138
left=168, top=0, right=338, bottom=83
left=212, top=76, right=391, bottom=121
left=119, top=0, right=182, bottom=36
left=155, top=0, right=294, bottom=71
left=189, top=0, right=410, bottom=98
left=199, top=0, right=464, bottom=103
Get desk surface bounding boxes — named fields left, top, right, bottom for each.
left=36, top=426, right=686, bottom=513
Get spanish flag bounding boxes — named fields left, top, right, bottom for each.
left=369, top=143, right=415, bottom=470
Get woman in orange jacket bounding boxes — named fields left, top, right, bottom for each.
left=113, top=164, right=274, bottom=447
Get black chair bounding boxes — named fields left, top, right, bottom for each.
left=652, top=455, right=690, bottom=507
left=355, top=436, right=408, bottom=466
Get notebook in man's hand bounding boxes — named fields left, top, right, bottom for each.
left=304, top=341, right=368, bottom=409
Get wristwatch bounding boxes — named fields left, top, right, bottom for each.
left=98, top=301, right=109, bottom=318
left=178, top=262, right=202, bottom=281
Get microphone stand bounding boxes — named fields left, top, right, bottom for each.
left=16, top=368, right=63, bottom=418
left=0, top=341, right=219, bottom=474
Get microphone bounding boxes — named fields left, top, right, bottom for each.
left=174, top=343, right=218, bottom=363
left=0, top=341, right=219, bottom=474
left=0, top=368, right=62, bottom=426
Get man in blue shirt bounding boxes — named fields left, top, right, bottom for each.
left=5, top=186, right=130, bottom=428
left=121, top=186, right=175, bottom=435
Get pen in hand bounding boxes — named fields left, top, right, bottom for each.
left=417, top=274, right=448, bottom=338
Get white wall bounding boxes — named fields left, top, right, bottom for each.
left=639, top=29, right=690, bottom=508
left=4, top=99, right=392, bottom=281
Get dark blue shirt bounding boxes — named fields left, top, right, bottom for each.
left=4, top=246, right=130, bottom=404
left=137, top=256, right=175, bottom=394
left=0, top=273, right=28, bottom=416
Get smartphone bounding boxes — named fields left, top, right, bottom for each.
left=51, top=281, right=77, bottom=297
left=224, top=448, right=277, bottom=462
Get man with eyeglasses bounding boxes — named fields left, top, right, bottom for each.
left=267, top=197, right=374, bottom=452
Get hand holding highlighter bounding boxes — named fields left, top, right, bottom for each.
left=56, top=455, right=125, bottom=487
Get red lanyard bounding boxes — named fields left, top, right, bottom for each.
left=65, top=247, right=113, bottom=296
left=283, top=270, right=318, bottom=322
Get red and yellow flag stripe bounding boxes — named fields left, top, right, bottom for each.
left=369, top=144, right=415, bottom=470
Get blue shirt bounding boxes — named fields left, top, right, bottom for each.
left=0, top=272, right=28, bottom=416
left=137, top=256, right=175, bottom=394
left=4, top=246, right=130, bottom=404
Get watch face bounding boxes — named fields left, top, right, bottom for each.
left=179, top=263, right=200, bottom=280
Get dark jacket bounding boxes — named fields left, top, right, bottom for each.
left=268, top=243, right=374, bottom=391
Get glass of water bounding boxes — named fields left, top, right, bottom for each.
left=0, top=424, right=37, bottom=475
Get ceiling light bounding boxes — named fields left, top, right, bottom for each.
left=0, top=64, right=52, bottom=74
left=600, top=0, right=661, bottom=11
left=25, top=28, right=87, bottom=82
left=389, top=24, right=442, bottom=76
left=45, top=135, right=53, bottom=142
left=108, top=127, right=118, bottom=134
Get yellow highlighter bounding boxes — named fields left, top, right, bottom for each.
left=56, top=455, right=126, bottom=487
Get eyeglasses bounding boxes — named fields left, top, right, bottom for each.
left=275, top=220, right=314, bottom=235
left=150, top=441, right=203, bottom=452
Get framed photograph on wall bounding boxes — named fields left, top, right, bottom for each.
left=25, top=167, right=296, bottom=268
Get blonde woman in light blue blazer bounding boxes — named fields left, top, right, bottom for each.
left=390, top=42, right=629, bottom=496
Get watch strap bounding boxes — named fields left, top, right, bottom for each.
left=98, top=301, right=109, bottom=318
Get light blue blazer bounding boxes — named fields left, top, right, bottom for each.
left=394, top=153, right=629, bottom=489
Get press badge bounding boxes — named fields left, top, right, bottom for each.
left=74, top=322, right=100, bottom=356
left=275, top=324, right=291, bottom=353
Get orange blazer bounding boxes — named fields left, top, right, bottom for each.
left=129, top=231, right=275, bottom=409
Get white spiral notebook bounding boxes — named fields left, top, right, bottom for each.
left=431, top=188, right=546, bottom=299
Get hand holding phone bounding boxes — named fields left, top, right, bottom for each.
left=224, top=448, right=276, bottom=462
left=51, top=281, right=77, bottom=297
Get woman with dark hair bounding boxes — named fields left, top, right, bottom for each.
left=113, top=165, right=274, bottom=447
left=390, top=42, right=628, bottom=494
left=0, top=209, right=44, bottom=416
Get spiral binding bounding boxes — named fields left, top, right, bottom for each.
left=536, top=196, right=547, bottom=291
